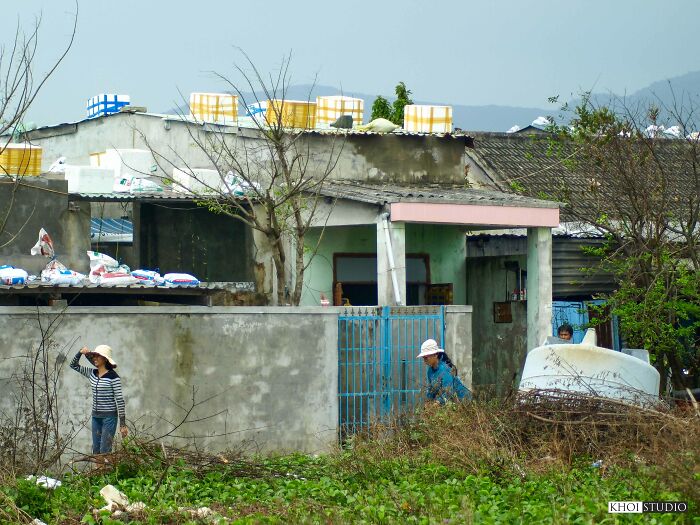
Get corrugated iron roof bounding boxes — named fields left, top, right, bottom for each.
left=318, top=181, right=560, bottom=208
left=0, top=281, right=255, bottom=292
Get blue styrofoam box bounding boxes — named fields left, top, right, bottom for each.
left=86, top=94, right=130, bottom=119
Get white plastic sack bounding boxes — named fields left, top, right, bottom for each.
left=30, top=228, right=55, bottom=257
left=87, top=251, right=130, bottom=284
left=113, top=176, right=162, bottom=194
left=40, top=259, right=85, bottom=285
left=131, top=269, right=164, bottom=285
left=163, top=273, right=200, bottom=287
left=99, top=272, right=139, bottom=286
left=0, top=265, right=28, bottom=285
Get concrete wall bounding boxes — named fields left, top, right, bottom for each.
left=0, top=178, right=90, bottom=275
left=27, top=113, right=470, bottom=186
left=0, top=306, right=338, bottom=455
left=466, top=256, right=528, bottom=395
left=445, top=305, right=473, bottom=389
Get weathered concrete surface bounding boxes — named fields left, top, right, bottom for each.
left=0, top=178, right=90, bottom=274
left=27, top=113, right=470, bottom=186
left=0, top=306, right=338, bottom=455
left=526, top=227, right=553, bottom=352
left=445, top=305, right=473, bottom=389
left=466, top=256, right=527, bottom=394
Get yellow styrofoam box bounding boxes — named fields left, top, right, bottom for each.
left=316, top=96, right=364, bottom=126
left=403, top=104, right=453, bottom=133
left=265, top=100, right=317, bottom=128
left=0, top=143, right=42, bottom=176
left=89, top=151, right=107, bottom=167
left=189, top=92, right=238, bottom=124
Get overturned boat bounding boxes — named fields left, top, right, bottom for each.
left=519, top=329, right=660, bottom=407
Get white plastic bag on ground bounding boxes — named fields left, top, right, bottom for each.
left=26, top=475, right=62, bottom=489
left=0, top=265, right=28, bottom=285
left=163, top=273, right=200, bottom=287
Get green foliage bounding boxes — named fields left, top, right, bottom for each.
left=391, top=81, right=413, bottom=125
left=371, top=82, right=414, bottom=125
left=508, top=180, right=526, bottom=193
left=0, top=452, right=694, bottom=524
left=370, top=95, right=393, bottom=122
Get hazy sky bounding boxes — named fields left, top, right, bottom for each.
left=4, top=0, right=700, bottom=126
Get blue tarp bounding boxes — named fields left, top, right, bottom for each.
left=90, top=218, right=133, bottom=243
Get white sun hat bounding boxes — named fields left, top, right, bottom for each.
left=88, top=344, right=117, bottom=368
left=416, top=339, right=444, bottom=358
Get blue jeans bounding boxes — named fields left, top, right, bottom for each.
left=92, top=416, right=118, bottom=454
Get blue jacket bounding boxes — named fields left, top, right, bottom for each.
left=426, top=361, right=472, bottom=404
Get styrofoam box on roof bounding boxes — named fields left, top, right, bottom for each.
left=265, top=100, right=317, bottom=129
left=86, top=94, right=130, bottom=119
left=171, top=168, right=223, bottom=194
left=316, top=96, right=364, bottom=127
left=403, top=104, right=453, bottom=133
left=64, top=165, right=115, bottom=193
left=0, top=143, right=42, bottom=176
left=189, top=92, right=238, bottom=124
left=100, top=149, right=156, bottom=179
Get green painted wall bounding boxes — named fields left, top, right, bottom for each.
left=405, top=224, right=467, bottom=305
left=301, top=223, right=467, bottom=306
left=302, top=225, right=376, bottom=306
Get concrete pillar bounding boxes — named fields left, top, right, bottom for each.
left=526, top=227, right=553, bottom=351
left=376, top=220, right=406, bottom=306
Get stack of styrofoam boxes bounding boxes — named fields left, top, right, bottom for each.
left=316, top=96, right=364, bottom=128
left=265, top=99, right=317, bottom=128
left=189, top=93, right=238, bottom=124
left=64, top=166, right=115, bottom=193
left=0, top=143, right=42, bottom=176
left=86, top=94, right=130, bottom=119
left=171, top=168, right=222, bottom=194
left=403, top=104, right=453, bottom=133
left=92, top=149, right=156, bottom=180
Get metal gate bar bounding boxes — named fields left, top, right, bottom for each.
left=338, top=306, right=445, bottom=438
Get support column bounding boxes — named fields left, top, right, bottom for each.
left=376, top=219, right=406, bottom=306
left=526, top=227, right=553, bottom=351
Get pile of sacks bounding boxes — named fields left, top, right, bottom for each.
left=1, top=228, right=201, bottom=287
left=88, top=251, right=200, bottom=287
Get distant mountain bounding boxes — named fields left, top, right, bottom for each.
left=169, top=71, right=700, bottom=132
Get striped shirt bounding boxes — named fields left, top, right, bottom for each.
left=70, top=352, right=126, bottom=426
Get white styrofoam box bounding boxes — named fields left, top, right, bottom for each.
left=86, top=94, right=130, bottom=119
left=316, top=96, right=364, bottom=127
left=100, top=149, right=156, bottom=179
left=64, top=165, right=115, bottom=193
left=171, top=168, right=224, bottom=194
left=403, top=104, right=453, bottom=133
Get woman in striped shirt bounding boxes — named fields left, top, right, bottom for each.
left=70, top=345, right=128, bottom=454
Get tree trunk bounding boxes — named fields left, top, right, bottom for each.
left=291, top=231, right=306, bottom=306
left=267, top=231, right=287, bottom=305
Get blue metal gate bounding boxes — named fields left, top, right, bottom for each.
left=338, top=305, right=445, bottom=437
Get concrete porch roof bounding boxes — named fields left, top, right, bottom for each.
left=317, top=181, right=560, bottom=228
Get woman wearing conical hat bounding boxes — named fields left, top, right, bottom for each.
left=70, top=345, right=127, bottom=455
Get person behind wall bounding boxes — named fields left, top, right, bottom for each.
left=70, top=345, right=127, bottom=456
left=557, top=323, right=574, bottom=341
left=417, top=339, right=472, bottom=404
